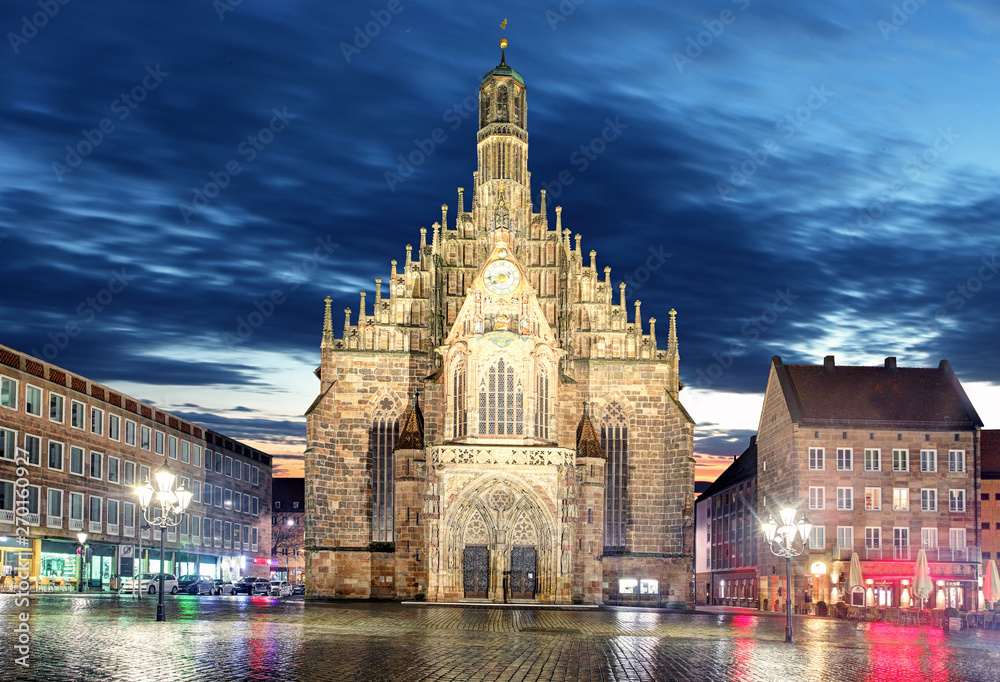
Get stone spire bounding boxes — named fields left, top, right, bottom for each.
left=540, top=189, right=546, bottom=223
left=321, top=296, right=333, bottom=348
left=634, top=301, right=641, bottom=335
left=649, top=317, right=657, bottom=348
left=668, top=308, right=679, bottom=357
left=343, top=307, right=351, bottom=337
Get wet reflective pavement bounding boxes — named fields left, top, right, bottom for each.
left=2, top=595, right=1000, bottom=681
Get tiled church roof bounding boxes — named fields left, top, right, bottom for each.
left=394, top=392, right=425, bottom=451
left=575, top=403, right=605, bottom=459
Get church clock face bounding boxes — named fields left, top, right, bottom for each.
left=483, top=260, right=520, bottom=295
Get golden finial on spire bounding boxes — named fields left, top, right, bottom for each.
left=500, top=19, right=508, bottom=63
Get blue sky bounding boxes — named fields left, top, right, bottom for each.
left=1, top=1, right=998, bottom=479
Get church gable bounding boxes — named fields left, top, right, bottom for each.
left=445, top=237, right=556, bottom=345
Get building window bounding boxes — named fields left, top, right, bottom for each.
left=192, top=445, right=202, bottom=468
left=205, top=449, right=213, bottom=470
left=69, top=492, right=84, bottom=530
left=89, top=495, right=103, bottom=530
left=124, top=461, right=135, bottom=487
left=25, top=385, right=42, bottom=417
left=71, top=401, right=85, bottom=429
left=69, top=447, right=84, bottom=476
left=602, top=401, right=629, bottom=550
left=808, top=486, right=825, bottom=510
left=837, top=487, right=853, bottom=510
left=921, top=489, right=938, bottom=512
left=452, top=357, right=467, bottom=438
left=809, top=525, right=825, bottom=550
left=89, top=451, right=103, bottom=480
left=48, top=440, right=64, bottom=471
left=864, top=487, right=881, bottom=510
left=535, top=365, right=550, bottom=440
left=233, top=457, right=241, bottom=481
left=107, top=456, right=120, bottom=485
left=920, top=449, right=937, bottom=473
left=0, top=428, right=13, bottom=460
left=948, top=450, right=965, bottom=473
left=192, top=480, right=201, bottom=504
left=225, top=456, right=233, bottom=477
left=892, top=488, right=908, bottom=511
left=243, top=493, right=250, bottom=514
left=125, top=419, right=136, bottom=446
left=168, top=435, right=177, bottom=460
left=865, top=527, right=881, bottom=549
left=140, top=464, right=150, bottom=487
left=215, top=452, right=223, bottom=473
left=107, top=499, right=119, bottom=533
left=253, top=497, right=259, bottom=515
left=864, top=449, right=880, bottom=472
left=837, top=526, right=854, bottom=552
left=155, top=431, right=165, bottom=455
left=836, top=448, right=851, bottom=470
left=808, top=447, right=824, bottom=470
left=47, top=488, right=63, bottom=527
left=0, top=376, right=17, bottom=409
left=893, top=527, right=909, bottom=552
left=252, top=466, right=259, bottom=486
left=892, top=449, right=908, bottom=472
left=91, top=407, right=104, bottom=436
left=478, top=357, right=522, bottom=435
left=949, top=489, right=965, bottom=512
left=371, top=400, right=399, bottom=543
left=24, top=434, right=41, bottom=466
left=140, top=425, right=151, bottom=450
left=49, top=393, right=65, bottom=423
left=950, top=528, right=966, bottom=551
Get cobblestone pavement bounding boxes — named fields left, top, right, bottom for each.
left=3, top=594, right=1000, bottom=681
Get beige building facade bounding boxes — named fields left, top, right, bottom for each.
left=305, top=45, right=694, bottom=605
left=756, top=355, right=982, bottom=612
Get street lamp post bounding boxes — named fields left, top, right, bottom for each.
left=762, top=509, right=812, bottom=643
left=76, top=533, right=88, bottom=593
left=136, top=461, right=192, bottom=622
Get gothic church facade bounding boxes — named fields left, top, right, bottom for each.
left=305, top=44, right=694, bottom=605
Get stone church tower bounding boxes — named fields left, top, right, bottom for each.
left=305, top=40, right=695, bottom=605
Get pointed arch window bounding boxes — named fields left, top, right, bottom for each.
left=535, top=365, right=550, bottom=440
left=478, top=357, right=522, bottom=435
left=495, top=85, right=508, bottom=122
left=370, top=398, right=399, bottom=543
left=602, top=402, right=628, bottom=550
left=452, top=356, right=467, bottom=438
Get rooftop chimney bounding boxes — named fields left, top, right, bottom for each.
left=824, top=355, right=836, bottom=372
left=885, top=357, right=897, bottom=373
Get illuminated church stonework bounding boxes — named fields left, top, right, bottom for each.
left=305, top=43, right=694, bottom=605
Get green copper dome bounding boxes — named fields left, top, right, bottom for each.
left=482, top=62, right=524, bottom=85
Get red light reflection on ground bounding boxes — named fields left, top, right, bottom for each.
left=864, top=623, right=955, bottom=682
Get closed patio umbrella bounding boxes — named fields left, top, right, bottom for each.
left=984, top=559, right=1000, bottom=609
left=914, top=549, right=933, bottom=610
left=849, top=553, right=864, bottom=606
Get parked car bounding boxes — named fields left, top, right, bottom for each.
left=213, top=579, right=235, bottom=596
left=269, top=580, right=292, bottom=597
left=233, top=577, right=270, bottom=595
left=291, top=583, right=305, bottom=596
left=121, top=573, right=178, bottom=595
left=178, top=575, right=215, bottom=595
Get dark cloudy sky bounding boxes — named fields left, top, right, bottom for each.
left=2, top=1, right=998, bottom=480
